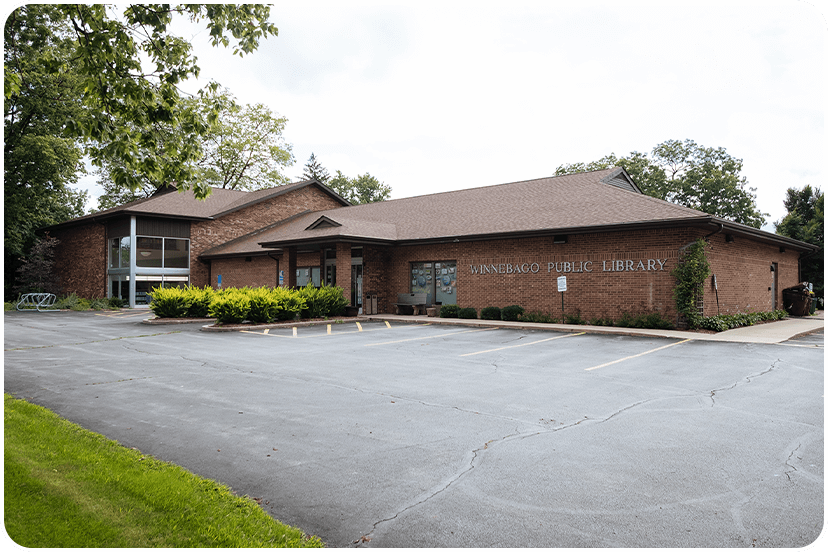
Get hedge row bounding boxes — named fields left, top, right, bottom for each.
left=149, top=284, right=348, bottom=325
left=438, top=303, right=787, bottom=331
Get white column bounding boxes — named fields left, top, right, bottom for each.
left=129, top=216, right=137, bottom=308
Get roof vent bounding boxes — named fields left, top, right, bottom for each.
left=305, top=216, right=342, bottom=230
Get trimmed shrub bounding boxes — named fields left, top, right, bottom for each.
left=519, top=310, right=556, bottom=323
left=246, top=287, right=280, bottom=323
left=439, top=304, right=459, bottom=318
left=149, top=286, right=193, bottom=318
left=55, top=293, right=82, bottom=310
left=297, top=284, right=348, bottom=318
left=458, top=307, right=478, bottom=319
left=88, top=298, right=110, bottom=310
left=107, top=297, right=125, bottom=309
left=272, top=287, right=305, bottom=320
left=209, top=289, right=251, bottom=324
left=615, top=311, right=674, bottom=329
left=563, top=311, right=587, bottom=325
left=589, top=316, right=614, bottom=326
left=501, top=305, right=524, bottom=321
left=186, top=285, right=214, bottom=318
left=695, top=310, right=786, bottom=332
left=480, top=306, right=501, bottom=320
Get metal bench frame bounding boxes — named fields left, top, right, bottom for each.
left=16, top=293, right=59, bottom=312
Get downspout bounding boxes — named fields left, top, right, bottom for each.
left=267, top=252, right=281, bottom=286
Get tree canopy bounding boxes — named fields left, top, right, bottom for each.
left=94, top=90, right=295, bottom=210
left=328, top=171, right=392, bottom=205
left=555, top=139, right=768, bottom=228
left=5, top=4, right=279, bottom=200
left=775, top=185, right=823, bottom=297
left=302, top=153, right=330, bottom=183
left=300, top=154, right=390, bottom=204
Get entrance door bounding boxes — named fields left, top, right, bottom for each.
left=351, top=264, right=363, bottom=308
left=771, top=263, right=778, bottom=309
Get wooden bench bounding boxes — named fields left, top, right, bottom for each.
left=391, top=293, right=427, bottom=315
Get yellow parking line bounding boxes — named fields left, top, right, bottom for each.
left=356, top=321, right=363, bottom=331
left=385, top=321, right=392, bottom=329
left=263, top=328, right=269, bottom=335
left=460, top=332, right=585, bottom=357
left=367, top=327, right=497, bottom=347
left=584, top=339, right=691, bottom=371
left=327, top=324, right=332, bottom=335
left=292, top=327, right=298, bottom=338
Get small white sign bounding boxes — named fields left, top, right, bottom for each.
left=557, top=275, right=567, bottom=292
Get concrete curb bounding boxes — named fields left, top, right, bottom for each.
left=199, top=317, right=362, bottom=332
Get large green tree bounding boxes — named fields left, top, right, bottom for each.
left=5, top=4, right=279, bottom=200
left=328, top=171, right=391, bottom=205
left=556, top=139, right=768, bottom=228
left=4, top=5, right=89, bottom=297
left=775, top=185, right=823, bottom=297
left=94, top=90, right=295, bottom=210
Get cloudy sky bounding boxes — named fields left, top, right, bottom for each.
left=78, top=0, right=824, bottom=231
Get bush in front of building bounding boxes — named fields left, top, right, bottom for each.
left=272, top=287, right=306, bottom=321
left=209, top=289, right=251, bottom=324
left=696, top=309, right=786, bottom=332
left=246, top=287, right=281, bottom=323
left=614, top=311, right=674, bottom=329
left=439, top=304, right=459, bottom=318
left=148, top=287, right=193, bottom=318
left=480, top=306, right=501, bottom=320
left=186, top=286, right=215, bottom=318
left=296, top=284, right=348, bottom=318
left=458, top=307, right=478, bottom=319
left=519, top=310, right=557, bottom=323
left=501, top=305, right=524, bottom=321
left=563, top=311, right=587, bottom=325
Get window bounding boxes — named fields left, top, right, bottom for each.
left=136, top=236, right=189, bottom=268
left=109, top=237, right=130, bottom=269
left=410, top=260, right=457, bottom=305
left=296, top=267, right=321, bottom=287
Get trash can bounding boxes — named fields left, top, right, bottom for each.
left=365, top=294, right=377, bottom=315
left=782, top=283, right=812, bottom=317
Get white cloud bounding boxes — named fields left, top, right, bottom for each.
left=73, top=0, right=825, bottom=230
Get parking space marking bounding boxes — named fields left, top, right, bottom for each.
left=239, top=322, right=429, bottom=340
left=356, top=322, right=363, bottom=331
left=95, top=311, right=150, bottom=318
left=366, top=327, right=497, bottom=347
left=460, top=331, right=585, bottom=357
left=584, top=339, right=692, bottom=371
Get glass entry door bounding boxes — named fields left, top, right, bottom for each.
left=351, top=264, right=363, bottom=307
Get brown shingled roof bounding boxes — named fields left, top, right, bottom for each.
left=200, top=167, right=818, bottom=258
left=200, top=168, right=714, bottom=259
left=47, top=179, right=350, bottom=229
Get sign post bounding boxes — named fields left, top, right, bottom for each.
left=557, top=275, right=567, bottom=320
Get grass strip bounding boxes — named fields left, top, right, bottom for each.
left=3, top=393, right=323, bottom=548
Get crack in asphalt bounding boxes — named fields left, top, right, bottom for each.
left=357, top=360, right=795, bottom=546
left=709, top=359, right=780, bottom=406
left=784, top=443, right=802, bottom=481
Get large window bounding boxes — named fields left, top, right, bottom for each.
left=410, top=260, right=457, bottom=305
left=136, top=236, right=189, bottom=268
left=109, top=237, right=130, bottom=269
left=296, top=267, right=321, bottom=287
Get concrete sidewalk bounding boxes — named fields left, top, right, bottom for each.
left=363, top=310, right=824, bottom=345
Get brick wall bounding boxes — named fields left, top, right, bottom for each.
left=704, top=232, right=800, bottom=316
left=362, top=227, right=799, bottom=322
left=209, top=251, right=320, bottom=289
left=52, top=223, right=107, bottom=298
left=192, top=186, right=344, bottom=286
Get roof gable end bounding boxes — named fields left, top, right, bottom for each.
left=305, top=215, right=343, bottom=230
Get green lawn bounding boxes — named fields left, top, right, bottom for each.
left=4, top=393, right=323, bottom=547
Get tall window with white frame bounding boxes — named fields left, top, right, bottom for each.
left=107, top=233, right=190, bottom=307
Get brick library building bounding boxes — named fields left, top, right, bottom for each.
left=48, top=168, right=816, bottom=323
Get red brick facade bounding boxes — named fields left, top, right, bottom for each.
left=52, top=223, right=107, bottom=298
left=191, top=186, right=344, bottom=287
left=47, top=180, right=805, bottom=322
left=355, top=226, right=801, bottom=323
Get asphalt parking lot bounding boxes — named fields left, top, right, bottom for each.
left=4, top=311, right=824, bottom=547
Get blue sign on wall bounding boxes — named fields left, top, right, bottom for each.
left=217, top=274, right=222, bottom=289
